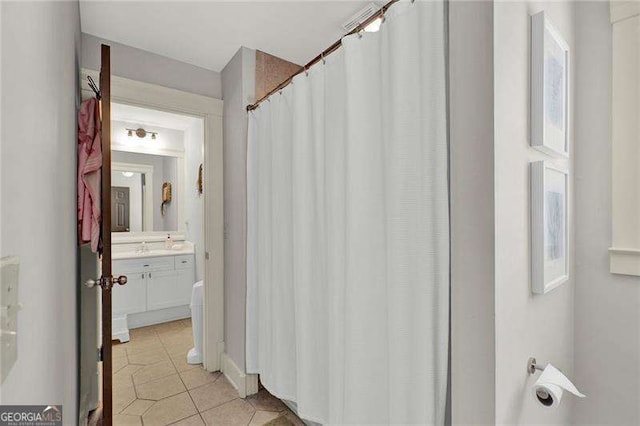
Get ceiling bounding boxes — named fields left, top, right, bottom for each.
left=80, top=1, right=372, bottom=72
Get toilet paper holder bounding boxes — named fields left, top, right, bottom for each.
left=527, top=357, right=545, bottom=375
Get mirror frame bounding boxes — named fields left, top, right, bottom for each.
left=110, top=148, right=185, bottom=238
left=111, top=231, right=186, bottom=244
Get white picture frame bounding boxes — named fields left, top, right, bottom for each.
left=531, top=161, right=569, bottom=294
left=531, top=11, right=570, bottom=158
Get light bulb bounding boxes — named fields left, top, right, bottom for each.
left=364, top=17, right=382, bottom=32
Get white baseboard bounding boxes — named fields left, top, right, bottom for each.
left=112, top=316, right=130, bottom=343
left=220, top=352, right=259, bottom=398
left=127, top=305, right=191, bottom=329
left=112, top=306, right=191, bottom=342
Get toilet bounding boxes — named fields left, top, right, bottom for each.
left=187, top=281, right=204, bottom=364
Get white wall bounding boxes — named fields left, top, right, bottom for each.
left=111, top=119, right=185, bottom=154
left=0, top=0, right=80, bottom=420
left=184, top=120, right=205, bottom=281
left=449, top=1, right=496, bottom=424
left=162, top=156, right=179, bottom=231
left=573, top=3, right=640, bottom=425
left=494, top=1, right=575, bottom=424
left=81, top=33, right=222, bottom=98
left=221, top=47, right=256, bottom=370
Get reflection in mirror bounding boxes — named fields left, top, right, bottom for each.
left=111, top=171, right=143, bottom=232
left=111, top=151, right=178, bottom=233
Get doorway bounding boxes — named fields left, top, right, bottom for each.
left=109, top=102, right=208, bottom=418
left=79, top=68, right=224, bottom=424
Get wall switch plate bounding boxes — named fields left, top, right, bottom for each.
left=1, top=256, right=20, bottom=384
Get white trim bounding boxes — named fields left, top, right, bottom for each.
left=82, top=68, right=225, bottom=372
left=112, top=316, right=130, bottom=343
left=220, top=351, right=259, bottom=398
left=127, top=305, right=191, bottom=329
left=609, top=248, right=640, bottom=276
left=176, top=157, right=185, bottom=235
left=610, top=13, right=640, bottom=278
left=112, top=231, right=186, bottom=245
left=610, top=1, right=640, bottom=23
left=609, top=247, right=640, bottom=255
left=111, top=142, right=184, bottom=158
left=112, top=161, right=154, bottom=232
left=81, top=69, right=223, bottom=117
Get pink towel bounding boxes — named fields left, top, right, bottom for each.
left=78, top=98, right=102, bottom=253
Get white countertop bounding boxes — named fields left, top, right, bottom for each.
left=112, top=242, right=195, bottom=260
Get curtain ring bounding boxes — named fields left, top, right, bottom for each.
left=321, top=53, right=326, bottom=65
left=357, top=30, right=363, bottom=39
left=381, top=11, right=386, bottom=24
left=304, top=66, right=309, bottom=77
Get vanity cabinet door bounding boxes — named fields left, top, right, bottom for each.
left=177, top=267, right=195, bottom=303
left=147, top=269, right=185, bottom=310
left=112, top=271, right=146, bottom=316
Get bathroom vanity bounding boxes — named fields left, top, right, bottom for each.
left=112, top=242, right=195, bottom=342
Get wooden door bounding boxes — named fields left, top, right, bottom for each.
left=83, top=44, right=127, bottom=426
left=111, top=186, right=130, bottom=232
left=99, top=43, right=116, bottom=425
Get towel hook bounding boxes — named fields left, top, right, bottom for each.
left=87, top=76, right=101, bottom=100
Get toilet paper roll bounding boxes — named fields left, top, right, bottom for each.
left=533, top=364, right=585, bottom=409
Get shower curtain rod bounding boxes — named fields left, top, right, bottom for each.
left=246, top=0, right=402, bottom=111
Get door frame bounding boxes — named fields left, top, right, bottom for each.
left=81, top=68, right=225, bottom=371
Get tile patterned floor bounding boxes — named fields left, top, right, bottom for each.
left=113, top=319, right=304, bottom=426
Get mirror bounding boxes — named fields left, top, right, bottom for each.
left=111, top=151, right=180, bottom=233
left=110, top=102, right=204, bottom=243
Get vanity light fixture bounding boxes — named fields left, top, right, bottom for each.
left=126, top=127, right=158, bottom=140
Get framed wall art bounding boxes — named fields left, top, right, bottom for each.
left=531, top=161, right=569, bottom=294
left=531, top=11, right=570, bottom=157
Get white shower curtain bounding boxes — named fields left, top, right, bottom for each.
left=246, top=1, right=448, bottom=424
